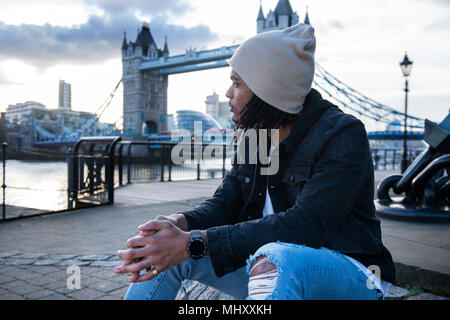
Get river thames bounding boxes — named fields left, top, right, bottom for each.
left=4, top=160, right=68, bottom=212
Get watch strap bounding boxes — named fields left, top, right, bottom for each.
left=190, top=230, right=203, bottom=240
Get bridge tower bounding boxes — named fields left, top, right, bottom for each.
left=257, top=0, right=300, bottom=34
left=121, top=23, right=169, bottom=136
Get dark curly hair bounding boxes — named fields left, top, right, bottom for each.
left=237, top=94, right=300, bottom=129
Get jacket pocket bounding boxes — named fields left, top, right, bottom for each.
left=281, top=162, right=311, bottom=202
left=282, top=161, right=311, bottom=186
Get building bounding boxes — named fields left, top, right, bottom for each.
left=5, top=81, right=116, bottom=147
left=5, top=101, right=95, bottom=147
left=257, top=0, right=310, bottom=34
left=205, top=92, right=234, bottom=129
left=58, top=80, right=71, bottom=110
left=170, top=110, right=222, bottom=134
left=121, top=23, right=169, bottom=136
left=5, top=101, right=47, bottom=124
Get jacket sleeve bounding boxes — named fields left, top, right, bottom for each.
left=182, top=164, right=245, bottom=231
left=206, top=121, right=371, bottom=277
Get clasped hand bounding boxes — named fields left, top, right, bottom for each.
left=114, top=216, right=190, bottom=283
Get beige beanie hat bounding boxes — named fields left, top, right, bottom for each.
left=228, top=23, right=316, bottom=114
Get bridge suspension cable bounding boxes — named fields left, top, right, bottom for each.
left=313, top=63, right=424, bottom=130
left=60, top=78, right=123, bottom=141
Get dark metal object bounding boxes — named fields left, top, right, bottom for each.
left=375, top=114, right=450, bottom=221
left=118, top=143, right=124, bottom=186
left=68, top=136, right=121, bottom=209
left=1, top=142, right=7, bottom=220
left=401, top=78, right=409, bottom=173
left=160, top=144, right=165, bottom=182
left=400, top=53, right=413, bottom=173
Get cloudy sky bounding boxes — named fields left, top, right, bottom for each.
left=0, top=0, right=449, bottom=131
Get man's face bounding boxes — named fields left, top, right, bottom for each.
left=225, top=69, right=253, bottom=124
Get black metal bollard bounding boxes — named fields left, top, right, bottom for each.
left=127, top=144, right=132, bottom=184
left=222, top=144, right=226, bottom=178
left=160, top=144, right=165, bottom=182
left=67, top=147, right=73, bottom=210
left=1, top=142, right=7, bottom=220
left=118, top=144, right=123, bottom=186
left=168, top=144, right=172, bottom=182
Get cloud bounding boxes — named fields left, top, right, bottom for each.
left=0, top=70, right=12, bottom=86
left=328, top=20, right=344, bottom=29
left=87, top=0, right=193, bottom=16
left=0, top=0, right=218, bottom=70
left=424, top=18, right=450, bottom=32
left=421, top=0, right=450, bottom=6
left=313, top=18, right=345, bottom=35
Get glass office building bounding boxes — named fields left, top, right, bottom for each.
left=171, top=110, right=223, bottom=133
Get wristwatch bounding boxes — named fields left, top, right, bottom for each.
left=186, top=230, right=207, bottom=260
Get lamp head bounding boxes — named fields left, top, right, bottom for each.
left=400, top=52, right=413, bottom=77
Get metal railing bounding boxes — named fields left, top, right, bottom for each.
left=68, top=136, right=121, bottom=209
left=0, top=137, right=122, bottom=221
left=115, top=142, right=419, bottom=187
left=115, top=141, right=232, bottom=186
left=371, top=147, right=424, bottom=171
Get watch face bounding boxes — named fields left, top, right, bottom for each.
left=188, top=239, right=206, bottom=259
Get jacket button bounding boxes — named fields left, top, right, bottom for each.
left=245, top=177, right=251, bottom=183
left=258, top=192, right=262, bottom=197
left=270, top=185, right=275, bottom=189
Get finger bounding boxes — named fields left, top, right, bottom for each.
left=121, top=259, right=134, bottom=267
left=127, top=235, right=153, bottom=248
left=114, top=257, right=152, bottom=274
left=129, top=272, right=140, bottom=282
left=138, top=219, right=170, bottom=232
left=117, top=246, right=152, bottom=261
left=134, top=265, right=164, bottom=283
left=129, top=258, right=142, bottom=281
left=139, top=230, right=157, bottom=237
left=137, top=219, right=158, bottom=231
left=114, top=258, right=131, bottom=272
left=134, top=270, right=156, bottom=283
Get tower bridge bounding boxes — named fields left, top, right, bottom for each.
left=28, top=0, right=425, bottom=148
left=139, top=45, right=239, bottom=75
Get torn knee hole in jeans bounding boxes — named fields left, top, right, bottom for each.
left=248, top=256, right=279, bottom=300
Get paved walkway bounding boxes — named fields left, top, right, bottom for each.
left=0, top=171, right=449, bottom=300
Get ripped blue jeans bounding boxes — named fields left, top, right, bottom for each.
left=124, top=242, right=382, bottom=300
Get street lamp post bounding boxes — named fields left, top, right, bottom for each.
left=400, top=52, right=413, bottom=173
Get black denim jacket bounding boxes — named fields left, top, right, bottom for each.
left=182, top=89, right=396, bottom=283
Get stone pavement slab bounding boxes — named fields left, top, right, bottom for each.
left=114, top=179, right=222, bottom=206
left=380, top=218, right=450, bottom=275
left=0, top=264, right=130, bottom=300
left=77, top=255, right=113, bottom=261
